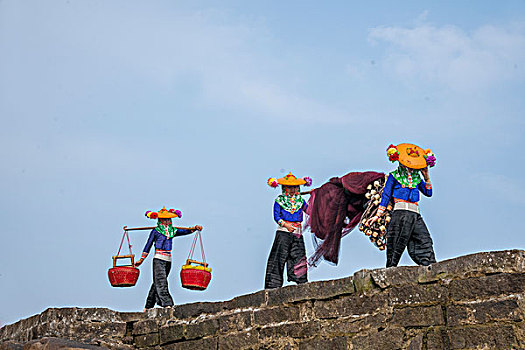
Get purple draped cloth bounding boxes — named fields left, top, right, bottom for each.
left=305, top=171, right=385, bottom=266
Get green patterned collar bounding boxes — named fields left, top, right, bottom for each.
left=391, top=165, right=422, bottom=189
left=275, top=193, right=305, bottom=214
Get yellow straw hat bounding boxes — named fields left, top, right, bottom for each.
left=145, top=207, right=182, bottom=219
left=395, top=143, right=427, bottom=169
left=267, top=172, right=313, bottom=188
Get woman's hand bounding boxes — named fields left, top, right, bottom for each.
left=134, top=258, right=144, bottom=267
left=367, top=215, right=380, bottom=227
left=284, top=222, right=295, bottom=232
left=192, top=225, right=203, bottom=232
left=421, top=167, right=430, bottom=181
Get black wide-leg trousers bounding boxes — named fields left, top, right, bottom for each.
left=386, top=210, right=436, bottom=268
left=265, top=230, right=308, bottom=289
left=145, top=258, right=174, bottom=308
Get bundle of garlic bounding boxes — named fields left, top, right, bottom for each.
left=358, top=175, right=393, bottom=251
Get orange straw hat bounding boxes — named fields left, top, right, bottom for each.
left=267, top=172, right=313, bottom=188
left=145, top=207, right=182, bottom=219
left=390, top=143, right=427, bottom=169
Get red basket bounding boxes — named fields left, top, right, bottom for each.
left=180, top=260, right=211, bottom=290
left=108, top=255, right=140, bottom=287
left=180, top=230, right=211, bottom=290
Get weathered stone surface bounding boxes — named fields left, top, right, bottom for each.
left=446, top=324, right=518, bottom=349
left=19, top=337, right=107, bottom=349
left=159, top=323, right=185, bottom=344
left=218, top=331, right=258, bottom=349
left=425, top=327, right=448, bottom=350
left=418, top=250, right=525, bottom=283
left=389, top=283, right=448, bottom=307
left=350, top=327, right=405, bottom=350
left=407, top=333, right=424, bottom=350
left=319, top=312, right=391, bottom=335
left=298, top=336, right=347, bottom=350
left=392, top=305, right=444, bottom=327
left=223, top=290, right=266, bottom=309
left=259, top=321, right=320, bottom=339
left=352, top=269, right=376, bottom=294
left=313, top=292, right=388, bottom=319
left=218, top=311, right=252, bottom=333
left=132, top=320, right=158, bottom=335
left=163, top=337, right=217, bottom=350
left=370, top=265, right=422, bottom=289
left=171, top=301, right=224, bottom=320
left=185, top=318, right=219, bottom=340
left=117, top=312, right=145, bottom=323
left=254, top=306, right=300, bottom=326
left=447, top=298, right=523, bottom=326
left=134, top=333, right=159, bottom=348
left=266, top=277, right=354, bottom=306
left=0, top=342, right=22, bottom=350
left=143, top=307, right=172, bottom=320
left=1, top=250, right=523, bottom=350
left=70, top=321, right=127, bottom=339
left=449, top=272, right=525, bottom=301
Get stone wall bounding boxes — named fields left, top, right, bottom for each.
left=1, top=250, right=524, bottom=349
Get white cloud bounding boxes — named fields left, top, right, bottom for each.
left=367, top=22, right=525, bottom=91
left=0, top=2, right=351, bottom=125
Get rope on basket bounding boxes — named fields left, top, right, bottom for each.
left=117, top=228, right=133, bottom=256
left=187, top=231, right=206, bottom=263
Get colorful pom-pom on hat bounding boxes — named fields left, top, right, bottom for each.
left=387, top=143, right=436, bottom=169
left=145, top=207, right=182, bottom=219
left=267, top=172, right=312, bottom=187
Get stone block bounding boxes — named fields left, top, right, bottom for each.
left=144, top=307, right=173, bottom=319
left=326, top=293, right=389, bottom=319
left=0, top=342, right=22, bottom=350
left=185, top=318, right=219, bottom=340
left=70, top=322, right=127, bottom=339
left=134, top=333, right=159, bottom=348
left=218, top=311, right=252, bottom=333
left=159, top=323, right=185, bottom=344
left=259, top=321, right=320, bottom=339
left=389, top=283, right=448, bottom=307
left=223, top=290, right=266, bottom=309
left=370, top=265, right=422, bottom=289
left=447, top=298, right=523, bottom=326
left=172, top=301, right=223, bottom=320
left=132, top=320, right=158, bottom=335
left=353, top=270, right=377, bottom=294
left=218, top=331, right=258, bottom=349
left=407, top=333, right=424, bottom=350
left=425, top=327, right=448, bottom=350
left=449, top=273, right=525, bottom=301
left=418, top=250, right=525, bottom=284
left=350, top=327, right=405, bottom=350
left=18, top=337, right=107, bottom=350
left=266, top=278, right=354, bottom=306
left=75, top=308, right=121, bottom=323
left=446, top=324, right=518, bottom=349
left=163, top=337, right=218, bottom=350
left=117, top=312, right=145, bottom=322
left=254, top=306, right=300, bottom=326
left=319, top=312, right=391, bottom=336
left=392, top=305, right=444, bottom=327
left=298, top=336, right=347, bottom=350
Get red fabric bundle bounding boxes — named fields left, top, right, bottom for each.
left=305, top=171, right=385, bottom=266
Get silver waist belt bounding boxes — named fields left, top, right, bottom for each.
left=393, top=202, right=420, bottom=213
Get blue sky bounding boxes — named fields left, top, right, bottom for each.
left=1, top=0, right=524, bottom=326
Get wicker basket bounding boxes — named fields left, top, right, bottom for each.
left=108, top=255, right=140, bottom=287
left=180, top=259, right=212, bottom=290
